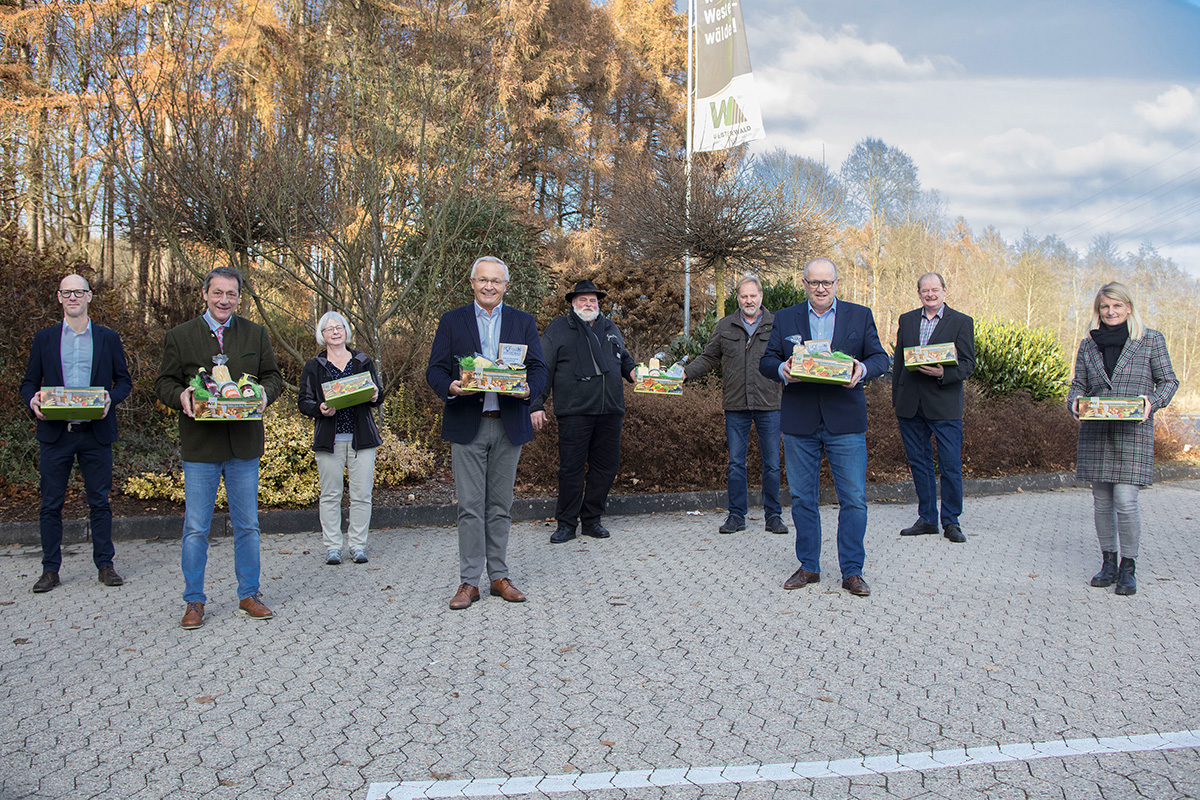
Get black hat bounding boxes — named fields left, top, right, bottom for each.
left=565, top=279, right=607, bottom=303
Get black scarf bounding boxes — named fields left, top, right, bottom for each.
left=570, top=310, right=608, bottom=380
left=1090, top=321, right=1128, bottom=378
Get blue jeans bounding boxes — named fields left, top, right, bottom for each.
left=896, top=414, right=963, bottom=527
left=783, top=424, right=868, bottom=578
left=724, top=410, right=782, bottom=519
left=39, top=431, right=114, bottom=572
left=181, top=458, right=262, bottom=604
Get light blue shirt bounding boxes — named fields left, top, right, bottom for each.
left=779, top=299, right=839, bottom=382
left=60, top=320, right=93, bottom=388
left=808, top=298, right=837, bottom=342
left=202, top=310, right=233, bottom=350
left=475, top=302, right=503, bottom=413
left=741, top=311, right=762, bottom=339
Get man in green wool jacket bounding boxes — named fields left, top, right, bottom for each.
left=155, top=266, right=283, bottom=630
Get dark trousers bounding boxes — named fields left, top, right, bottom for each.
left=897, top=412, right=964, bottom=527
left=39, top=430, right=115, bottom=572
left=555, top=414, right=623, bottom=528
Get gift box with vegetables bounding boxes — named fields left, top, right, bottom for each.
left=788, top=338, right=854, bottom=385
left=903, top=342, right=957, bottom=370
left=634, top=353, right=685, bottom=395
left=38, top=387, right=107, bottom=420
left=192, top=365, right=264, bottom=421
left=321, top=371, right=377, bottom=410
left=1075, top=396, right=1148, bottom=422
left=459, top=354, right=528, bottom=395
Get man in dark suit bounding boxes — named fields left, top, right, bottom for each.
left=760, top=258, right=889, bottom=597
left=892, top=272, right=976, bottom=543
left=20, top=274, right=132, bottom=593
left=155, top=266, right=283, bottom=630
left=426, top=256, right=547, bottom=610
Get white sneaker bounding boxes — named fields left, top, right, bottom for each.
left=326, top=549, right=342, bottom=565
left=352, top=549, right=368, bottom=564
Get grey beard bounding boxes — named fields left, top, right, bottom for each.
left=576, top=308, right=600, bottom=323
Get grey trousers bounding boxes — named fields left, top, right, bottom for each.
left=314, top=441, right=377, bottom=552
left=451, top=417, right=522, bottom=585
left=1092, top=481, right=1140, bottom=560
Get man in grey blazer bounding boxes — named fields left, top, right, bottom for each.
left=892, top=272, right=975, bottom=543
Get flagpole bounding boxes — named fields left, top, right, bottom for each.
left=684, top=0, right=694, bottom=339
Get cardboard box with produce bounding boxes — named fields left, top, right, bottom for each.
left=1076, top=396, right=1148, bottom=422
left=787, top=337, right=854, bottom=384
left=460, top=343, right=528, bottom=395
left=903, top=342, right=958, bottom=370
left=192, top=365, right=264, bottom=421
left=322, top=371, right=377, bottom=410
left=38, top=387, right=107, bottom=420
left=634, top=354, right=685, bottom=395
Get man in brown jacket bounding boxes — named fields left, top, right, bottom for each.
left=685, top=275, right=786, bottom=535
left=155, top=266, right=283, bottom=630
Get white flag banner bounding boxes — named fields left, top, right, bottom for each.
left=693, top=0, right=766, bottom=152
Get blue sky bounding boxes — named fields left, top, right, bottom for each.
left=726, top=0, right=1200, bottom=273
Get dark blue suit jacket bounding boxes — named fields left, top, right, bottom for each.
left=20, top=322, right=133, bottom=445
left=759, top=300, right=889, bottom=435
left=426, top=303, right=547, bottom=446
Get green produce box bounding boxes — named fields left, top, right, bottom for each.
left=790, top=349, right=853, bottom=384
left=39, top=387, right=106, bottom=420
left=322, top=372, right=377, bottom=410
left=1076, top=396, right=1147, bottom=422
left=904, top=342, right=957, bottom=370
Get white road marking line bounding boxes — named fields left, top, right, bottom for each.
left=365, top=729, right=1200, bottom=799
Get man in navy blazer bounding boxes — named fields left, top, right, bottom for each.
left=20, top=274, right=132, bottom=593
left=426, top=256, right=547, bottom=610
left=760, top=258, right=889, bottom=597
left=892, top=272, right=975, bottom=543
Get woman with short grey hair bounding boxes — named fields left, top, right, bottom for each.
left=298, top=311, right=384, bottom=565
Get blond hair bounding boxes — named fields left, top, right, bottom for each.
left=1089, top=281, right=1145, bottom=341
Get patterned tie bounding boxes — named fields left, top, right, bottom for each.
left=215, top=325, right=225, bottom=352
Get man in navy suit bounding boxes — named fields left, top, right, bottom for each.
left=426, top=256, right=547, bottom=610
left=760, top=258, right=889, bottom=597
left=20, top=274, right=132, bottom=593
left=892, top=272, right=975, bottom=543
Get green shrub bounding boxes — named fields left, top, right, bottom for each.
left=124, top=403, right=437, bottom=507
left=970, top=316, right=1070, bottom=401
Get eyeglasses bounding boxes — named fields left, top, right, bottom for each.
left=58, top=289, right=89, bottom=298
left=472, top=278, right=508, bottom=287
left=322, top=325, right=345, bottom=333
left=804, top=279, right=836, bottom=289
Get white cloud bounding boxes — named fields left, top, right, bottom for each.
left=1135, top=85, right=1200, bottom=132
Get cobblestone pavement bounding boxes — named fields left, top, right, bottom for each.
left=3, top=481, right=1200, bottom=800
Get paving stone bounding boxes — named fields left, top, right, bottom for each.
left=3, top=482, right=1200, bottom=799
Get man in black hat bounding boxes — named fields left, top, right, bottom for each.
left=531, top=280, right=637, bottom=543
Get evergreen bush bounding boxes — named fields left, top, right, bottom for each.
left=970, top=316, right=1070, bottom=401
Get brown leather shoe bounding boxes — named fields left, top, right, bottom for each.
left=98, top=566, right=124, bottom=586
left=783, top=567, right=820, bottom=590
left=449, top=583, right=480, bottom=609
left=490, top=577, right=527, bottom=603
left=181, top=601, right=205, bottom=629
left=32, top=571, right=60, bottom=593
left=841, top=575, right=871, bottom=596
left=237, top=594, right=274, bottom=619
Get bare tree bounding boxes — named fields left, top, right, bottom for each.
left=605, top=151, right=816, bottom=325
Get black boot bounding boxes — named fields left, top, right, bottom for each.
left=1114, top=557, right=1137, bottom=596
left=1090, top=551, right=1118, bottom=587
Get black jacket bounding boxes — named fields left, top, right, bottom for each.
left=891, top=305, right=976, bottom=420
left=532, top=312, right=636, bottom=417
left=298, top=350, right=384, bottom=452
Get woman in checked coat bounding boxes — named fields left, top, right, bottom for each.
left=1067, top=282, right=1178, bottom=596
